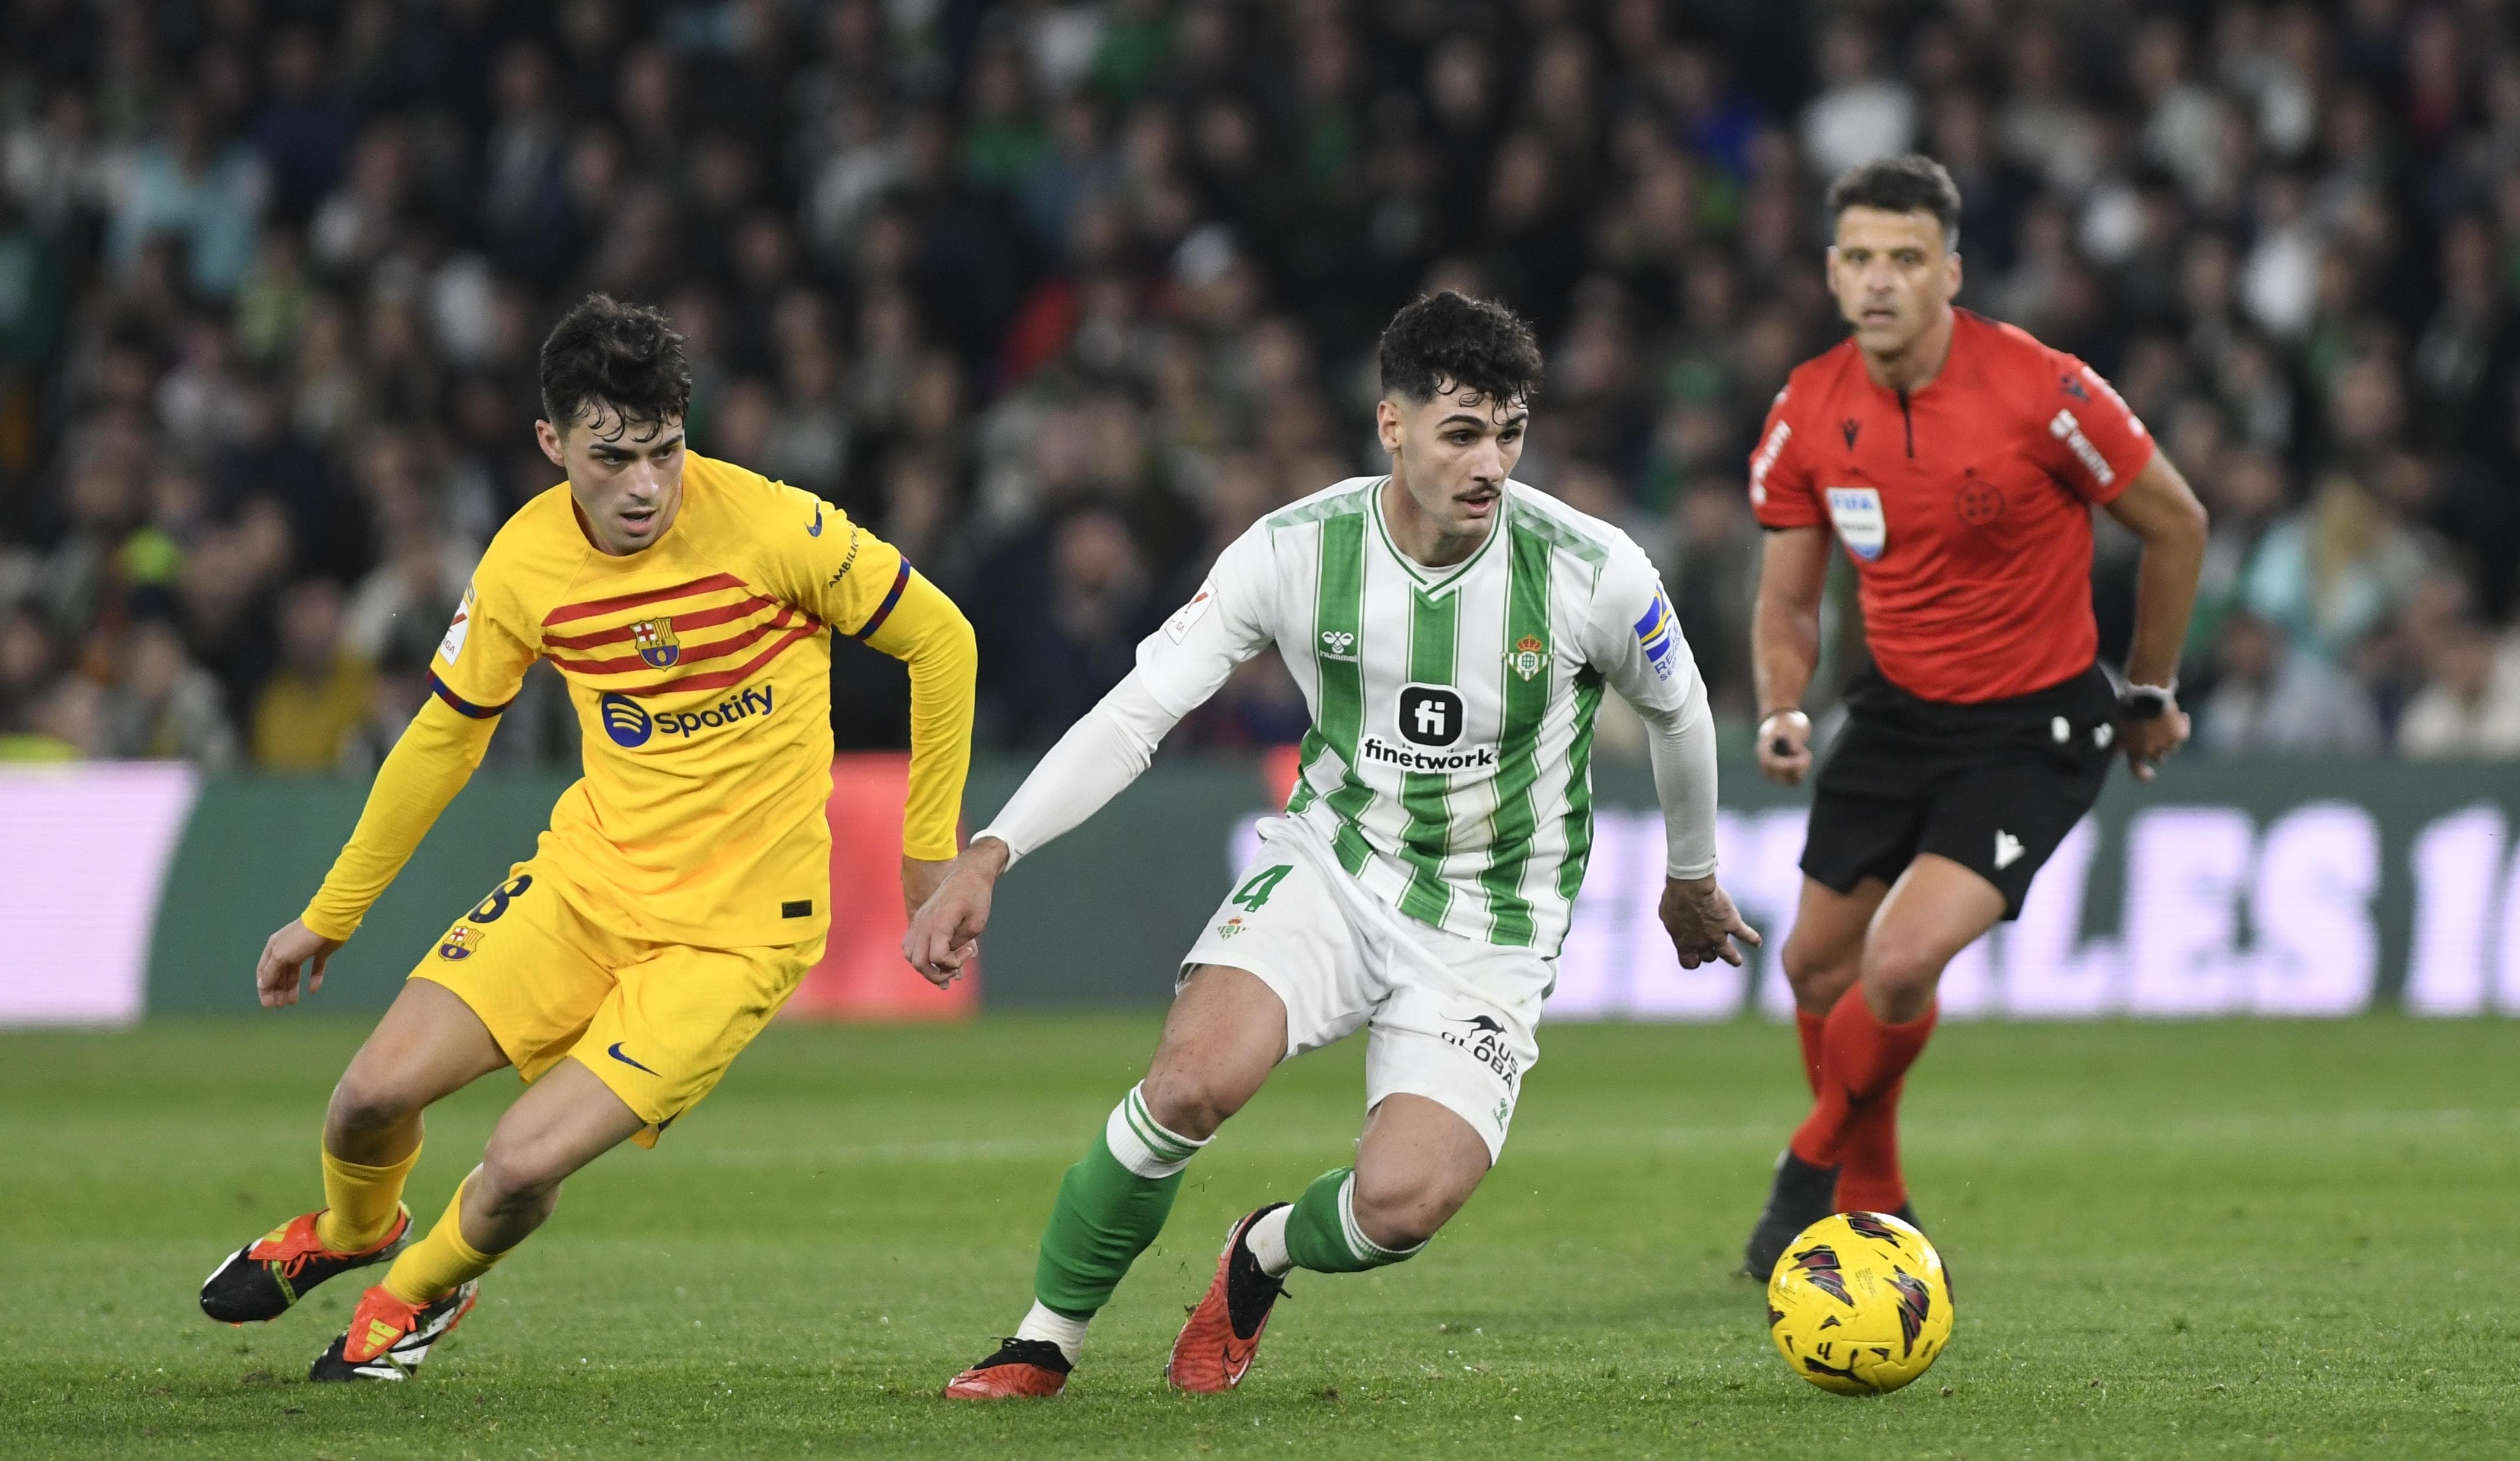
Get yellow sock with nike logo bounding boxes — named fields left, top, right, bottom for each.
left=380, top=1176, right=501, bottom=1306
left=314, top=1142, right=421, bottom=1253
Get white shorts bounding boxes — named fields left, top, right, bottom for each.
left=1178, top=818, right=1549, bottom=1161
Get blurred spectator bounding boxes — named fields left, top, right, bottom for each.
left=976, top=503, right=1163, bottom=745
left=2396, top=620, right=2520, bottom=758
left=0, top=674, right=100, bottom=761
left=1, top=1, right=2516, bottom=761
left=1802, top=23, right=1917, bottom=181
left=250, top=579, right=373, bottom=771
left=2196, top=611, right=2384, bottom=755
left=98, top=602, right=237, bottom=766
left=0, top=599, right=61, bottom=733
left=106, top=96, right=265, bottom=301
left=338, top=639, right=432, bottom=773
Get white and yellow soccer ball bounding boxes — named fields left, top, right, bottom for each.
left=1765, top=1211, right=1953, bottom=1395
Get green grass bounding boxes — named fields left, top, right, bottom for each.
left=1, top=1015, right=2513, bottom=1459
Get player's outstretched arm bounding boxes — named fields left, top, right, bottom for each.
left=1751, top=526, right=1832, bottom=785
left=272, top=696, right=498, bottom=1007
left=2104, top=451, right=2209, bottom=780
left=899, top=669, right=1197, bottom=984
left=1638, top=681, right=1761, bottom=968
left=1596, top=550, right=1761, bottom=969
left=902, top=528, right=1278, bottom=982
left=855, top=568, right=979, bottom=908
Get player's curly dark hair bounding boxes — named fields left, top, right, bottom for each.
left=538, top=294, right=693, bottom=437
left=1827, top=154, right=1963, bottom=250
left=1377, top=291, right=1543, bottom=408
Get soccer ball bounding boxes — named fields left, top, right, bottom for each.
left=1765, top=1211, right=1953, bottom=1395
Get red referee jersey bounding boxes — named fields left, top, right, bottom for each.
left=1748, top=309, right=2156, bottom=704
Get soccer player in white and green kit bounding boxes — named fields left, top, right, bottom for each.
left=906, top=293, right=1758, bottom=1397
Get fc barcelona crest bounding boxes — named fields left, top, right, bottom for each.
left=438, top=925, right=486, bottom=961
left=631, top=617, right=680, bottom=669
left=1506, top=633, right=1551, bottom=682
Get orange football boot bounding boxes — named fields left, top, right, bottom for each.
left=1166, top=1203, right=1290, bottom=1393
left=944, top=1337, right=1073, bottom=1398
left=309, top=1279, right=479, bottom=1381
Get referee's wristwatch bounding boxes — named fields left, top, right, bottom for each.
left=2119, top=679, right=2178, bottom=720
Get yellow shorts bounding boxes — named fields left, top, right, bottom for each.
left=410, top=860, right=824, bottom=1146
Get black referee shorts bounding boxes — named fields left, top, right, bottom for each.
left=1800, top=663, right=2119, bottom=919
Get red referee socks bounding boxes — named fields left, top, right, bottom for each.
left=1788, top=987, right=1939, bottom=1195
left=1835, top=1082, right=1911, bottom=1213
left=1794, top=1008, right=1826, bottom=1094
left=1792, top=1003, right=1906, bottom=1211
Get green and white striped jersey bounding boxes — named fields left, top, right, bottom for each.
left=1141, top=476, right=1703, bottom=954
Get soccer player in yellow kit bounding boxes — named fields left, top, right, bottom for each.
left=196, top=296, right=978, bottom=1381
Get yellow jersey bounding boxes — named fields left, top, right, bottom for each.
left=301, top=452, right=976, bottom=949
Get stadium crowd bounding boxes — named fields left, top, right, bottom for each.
left=4, top=0, right=2520, bottom=769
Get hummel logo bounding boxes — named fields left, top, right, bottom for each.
left=1993, top=830, right=2025, bottom=870
left=1320, top=630, right=1357, bottom=659
left=806, top=504, right=824, bottom=536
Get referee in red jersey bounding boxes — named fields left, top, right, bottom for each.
left=1739, top=156, right=2207, bottom=1278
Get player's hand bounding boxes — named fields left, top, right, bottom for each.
left=1757, top=710, right=1813, bottom=785
left=256, top=920, right=343, bottom=1008
left=2118, top=704, right=2191, bottom=782
left=902, top=839, right=1008, bottom=987
left=1659, top=875, right=1761, bottom=969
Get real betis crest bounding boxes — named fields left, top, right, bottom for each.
left=1506, top=633, right=1551, bottom=682
left=631, top=617, right=680, bottom=669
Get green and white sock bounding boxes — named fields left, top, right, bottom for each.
left=1029, top=1084, right=1209, bottom=1324
left=1282, top=1167, right=1427, bottom=1274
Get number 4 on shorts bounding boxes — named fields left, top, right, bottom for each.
left=1231, top=865, right=1293, bottom=911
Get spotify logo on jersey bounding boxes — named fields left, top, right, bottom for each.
left=1396, top=685, right=1465, bottom=747
left=599, top=685, right=781, bottom=749
left=600, top=693, right=654, bottom=748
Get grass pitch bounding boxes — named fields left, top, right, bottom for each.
left=0, top=1014, right=2512, bottom=1459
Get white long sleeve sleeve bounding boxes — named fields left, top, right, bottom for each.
left=1586, top=540, right=1721, bottom=879
left=1640, top=672, right=1721, bottom=878
left=976, top=523, right=1281, bottom=865
left=973, top=671, right=1182, bottom=864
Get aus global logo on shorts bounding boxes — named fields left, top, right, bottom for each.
left=1441, top=1014, right=1521, bottom=1090
left=599, top=684, right=779, bottom=748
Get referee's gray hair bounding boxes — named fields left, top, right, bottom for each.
left=1827, top=154, right=1962, bottom=252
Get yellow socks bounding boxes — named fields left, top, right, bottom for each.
left=314, top=1142, right=421, bottom=1253
left=381, top=1174, right=503, bottom=1306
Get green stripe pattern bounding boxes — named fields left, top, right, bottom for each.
left=1303, top=509, right=1376, bottom=873
left=1395, top=586, right=1459, bottom=925
left=1557, top=668, right=1605, bottom=906
left=1478, top=524, right=1556, bottom=947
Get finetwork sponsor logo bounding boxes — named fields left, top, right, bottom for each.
left=599, top=684, right=779, bottom=748
left=1358, top=733, right=1497, bottom=772
left=2048, top=408, right=2115, bottom=486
